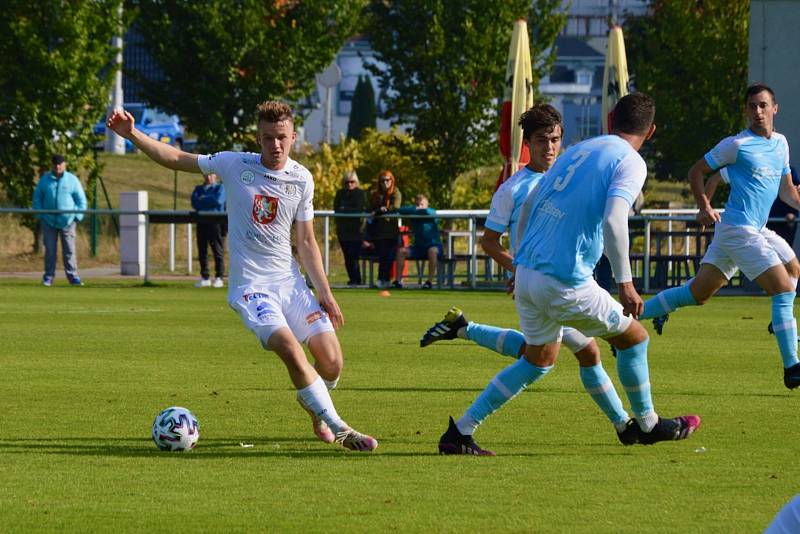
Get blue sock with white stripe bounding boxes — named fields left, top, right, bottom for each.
left=580, top=364, right=629, bottom=427
left=465, top=322, right=525, bottom=359
left=615, top=338, right=658, bottom=432
left=772, top=291, right=799, bottom=368
left=456, top=358, right=552, bottom=435
left=640, top=282, right=697, bottom=320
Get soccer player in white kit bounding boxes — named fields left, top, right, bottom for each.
left=107, top=101, right=377, bottom=452
left=438, top=93, right=700, bottom=455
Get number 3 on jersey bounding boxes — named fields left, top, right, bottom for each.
left=552, top=150, right=590, bottom=191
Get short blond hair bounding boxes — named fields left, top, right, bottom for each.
left=342, top=170, right=359, bottom=187
left=256, top=101, right=293, bottom=125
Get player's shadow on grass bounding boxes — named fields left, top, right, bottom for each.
left=0, top=437, right=403, bottom=458
left=0, top=437, right=641, bottom=458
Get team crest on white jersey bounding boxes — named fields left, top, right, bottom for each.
left=252, top=194, right=279, bottom=224
left=240, top=170, right=255, bottom=184
left=284, top=183, right=296, bottom=196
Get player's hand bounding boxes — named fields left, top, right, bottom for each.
left=106, top=108, right=135, bottom=138
left=505, top=274, right=515, bottom=295
left=318, top=293, right=344, bottom=329
left=618, top=281, right=643, bottom=319
left=695, top=205, right=721, bottom=227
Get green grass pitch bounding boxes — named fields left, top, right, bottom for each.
left=0, top=280, right=797, bottom=532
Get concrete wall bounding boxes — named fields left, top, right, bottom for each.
left=750, top=1, right=800, bottom=161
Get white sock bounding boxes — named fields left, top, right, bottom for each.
left=296, top=377, right=347, bottom=434
left=456, top=413, right=479, bottom=436
left=614, top=420, right=629, bottom=433
left=322, top=376, right=340, bottom=390
left=457, top=326, right=468, bottom=339
left=637, top=411, right=659, bottom=433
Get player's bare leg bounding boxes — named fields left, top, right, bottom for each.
left=268, top=328, right=376, bottom=450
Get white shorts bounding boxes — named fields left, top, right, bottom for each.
left=228, top=276, right=334, bottom=347
left=701, top=222, right=796, bottom=281
left=514, top=266, right=633, bottom=346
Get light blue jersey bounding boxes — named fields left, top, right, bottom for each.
left=705, top=129, right=790, bottom=230
left=514, top=135, right=646, bottom=287
left=485, top=167, right=543, bottom=255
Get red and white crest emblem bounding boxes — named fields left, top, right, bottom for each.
left=252, top=194, right=279, bottom=224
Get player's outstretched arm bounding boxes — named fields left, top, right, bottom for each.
left=106, top=108, right=200, bottom=174
left=295, top=219, right=344, bottom=329
left=688, top=158, right=720, bottom=226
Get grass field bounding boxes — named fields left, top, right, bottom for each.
left=1, top=280, right=797, bottom=532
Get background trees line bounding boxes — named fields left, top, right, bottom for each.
left=1, top=0, right=749, bottom=223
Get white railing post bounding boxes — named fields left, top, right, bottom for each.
left=643, top=217, right=651, bottom=293
left=187, top=223, right=193, bottom=274
left=469, top=216, right=477, bottom=289
left=324, top=215, right=330, bottom=275
left=168, top=223, right=175, bottom=271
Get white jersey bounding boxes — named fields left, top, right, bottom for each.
left=485, top=167, right=543, bottom=256
left=197, top=152, right=314, bottom=289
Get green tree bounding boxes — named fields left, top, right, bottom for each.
left=347, top=75, right=377, bottom=140
left=131, top=0, right=364, bottom=151
left=0, top=1, right=122, bottom=239
left=364, top=0, right=564, bottom=208
left=625, top=0, right=749, bottom=179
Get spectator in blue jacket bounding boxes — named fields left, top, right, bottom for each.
left=394, top=194, right=442, bottom=289
left=32, top=154, right=87, bottom=286
left=191, top=173, right=226, bottom=288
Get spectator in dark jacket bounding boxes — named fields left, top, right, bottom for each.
left=191, top=173, right=226, bottom=288
left=367, top=170, right=402, bottom=289
left=334, top=170, right=368, bottom=286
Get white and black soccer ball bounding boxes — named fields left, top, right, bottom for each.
left=151, top=406, right=199, bottom=452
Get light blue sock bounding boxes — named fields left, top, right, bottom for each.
left=616, top=339, right=656, bottom=427
left=772, top=291, right=799, bottom=368
left=457, top=358, right=552, bottom=435
left=580, top=364, right=629, bottom=425
left=465, top=322, right=525, bottom=359
left=640, top=282, right=697, bottom=320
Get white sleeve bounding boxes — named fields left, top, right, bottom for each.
left=603, top=196, right=633, bottom=284
left=608, top=151, right=647, bottom=206
left=782, top=135, right=791, bottom=175
left=704, top=136, right=739, bottom=171
left=295, top=175, right=315, bottom=222
left=485, top=182, right=513, bottom=234
left=197, top=152, right=233, bottom=182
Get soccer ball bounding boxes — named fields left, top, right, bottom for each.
left=151, top=406, right=199, bottom=451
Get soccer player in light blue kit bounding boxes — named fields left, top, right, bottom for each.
left=639, top=84, right=800, bottom=390
left=438, top=93, right=700, bottom=455
left=423, top=105, right=637, bottom=448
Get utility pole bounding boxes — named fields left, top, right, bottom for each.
left=105, top=2, right=125, bottom=154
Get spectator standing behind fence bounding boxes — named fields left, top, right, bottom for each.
left=32, top=154, right=87, bottom=287
left=191, top=172, right=226, bottom=288
left=394, top=194, right=442, bottom=289
left=367, top=170, right=402, bottom=289
left=334, top=170, right=368, bottom=286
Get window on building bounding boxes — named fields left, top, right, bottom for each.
left=337, top=75, right=358, bottom=116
